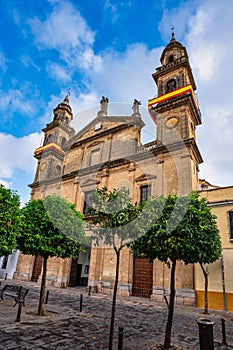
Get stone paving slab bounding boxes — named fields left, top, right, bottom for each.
left=0, top=280, right=233, bottom=349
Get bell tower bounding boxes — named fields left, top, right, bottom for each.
left=148, top=32, right=203, bottom=193
left=32, top=96, right=75, bottom=190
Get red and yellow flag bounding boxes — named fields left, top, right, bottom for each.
left=34, top=142, right=65, bottom=156
left=148, top=84, right=193, bottom=109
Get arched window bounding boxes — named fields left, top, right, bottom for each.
left=56, top=165, right=61, bottom=173
left=45, top=134, right=52, bottom=145
left=167, top=78, right=176, bottom=92
left=168, top=54, right=174, bottom=63
left=61, top=137, right=67, bottom=149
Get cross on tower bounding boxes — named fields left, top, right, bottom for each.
left=171, top=26, right=175, bottom=40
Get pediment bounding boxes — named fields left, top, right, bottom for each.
left=79, top=177, right=101, bottom=187
left=87, top=140, right=104, bottom=149
left=67, top=114, right=145, bottom=150
left=135, top=173, right=156, bottom=182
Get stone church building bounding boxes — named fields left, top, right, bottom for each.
left=10, top=34, right=205, bottom=305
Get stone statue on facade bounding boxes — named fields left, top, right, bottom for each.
left=132, top=99, right=141, bottom=116
left=98, top=96, right=109, bottom=117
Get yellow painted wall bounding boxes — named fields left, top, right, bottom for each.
left=196, top=290, right=233, bottom=312
left=197, top=186, right=233, bottom=311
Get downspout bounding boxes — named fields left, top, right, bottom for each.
left=221, top=254, right=227, bottom=311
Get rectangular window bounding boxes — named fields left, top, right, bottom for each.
left=140, top=185, right=151, bottom=202
left=1, top=255, right=8, bottom=269
left=90, top=148, right=100, bottom=166
left=229, top=211, right=233, bottom=239
left=83, top=190, right=94, bottom=214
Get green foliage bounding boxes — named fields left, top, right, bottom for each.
left=18, top=195, right=86, bottom=259
left=87, top=187, right=142, bottom=249
left=0, top=184, right=21, bottom=256
left=131, top=192, right=222, bottom=265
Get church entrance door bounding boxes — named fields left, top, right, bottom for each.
left=132, top=257, right=153, bottom=297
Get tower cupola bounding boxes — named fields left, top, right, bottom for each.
left=53, top=95, right=73, bottom=126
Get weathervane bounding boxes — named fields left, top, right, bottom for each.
left=67, top=88, right=71, bottom=96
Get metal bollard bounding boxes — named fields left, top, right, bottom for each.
left=4, top=273, right=8, bottom=280
left=15, top=286, right=23, bottom=322
left=118, top=326, right=124, bottom=350
left=164, top=295, right=169, bottom=309
left=15, top=301, right=23, bottom=322
left=45, top=290, right=49, bottom=304
left=88, top=285, right=91, bottom=296
left=221, top=318, right=227, bottom=344
left=80, top=293, right=83, bottom=312
left=197, top=318, right=215, bottom=350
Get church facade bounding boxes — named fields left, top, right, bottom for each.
left=13, top=34, right=205, bottom=305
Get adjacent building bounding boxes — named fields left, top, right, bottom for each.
left=197, top=184, right=233, bottom=311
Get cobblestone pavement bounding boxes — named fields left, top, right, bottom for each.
left=0, top=280, right=233, bottom=349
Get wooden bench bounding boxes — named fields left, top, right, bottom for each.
left=0, top=284, right=29, bottom=307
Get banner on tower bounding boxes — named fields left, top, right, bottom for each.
left=34, top=142, right=65, bottom=156
left=148, top=84, right=193, bottom=109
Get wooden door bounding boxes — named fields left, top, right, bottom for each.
left=31, top=256, right=43, bottom=282
left=132, top=257, right=153, bottom=297
left=69, top=258, right=78, bottom=287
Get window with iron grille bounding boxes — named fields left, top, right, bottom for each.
left=140, top=185, right=151, bottom=202
left=229, top=211, right=233, bottom=239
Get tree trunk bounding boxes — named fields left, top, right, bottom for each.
left=108, top=249, right=120, bottom=350
left=164, top=259, right=176, bottom=349
left=200, top=263, right=209, bottom=314
left=38, top=256, right=47, bottom=316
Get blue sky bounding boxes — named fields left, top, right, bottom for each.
left=1, top=0, right=233, bottom=204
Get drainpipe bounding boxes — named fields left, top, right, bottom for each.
left=221, top=255, right=227, bottom=311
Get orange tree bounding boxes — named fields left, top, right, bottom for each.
left=130, top=192, right=221, bottom=349
left=0, top=184, right=21, bottom=257
left=17, top=195, right=86, bottom=316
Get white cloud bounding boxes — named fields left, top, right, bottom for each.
left=46, top=62, right=71, bottom=82
left=12, top=9, right=21, bottom=26
left=20, top=54, right=41, bottom=72
left=29, top=1, right=95, bottom=49
left=87, top=43, right=162, bottom=106
left=0, top=133, right=41, bottom=180
left=28, top=1, right=101, bottom=73
left=158, top=1, right=202, bottom=42
left=0, top=132, right=42, bottom=203
left=0, top=48, right=8, bottom=73
left=0, top=88, right=36, bottom=118
left=80, top=48, right=102, bottom=71
left=103, top=0, right=118, bottom=22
